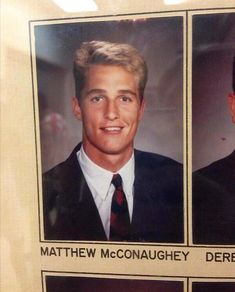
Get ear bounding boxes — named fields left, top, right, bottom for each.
left=228, top=93, right=235, bottom=123
left=138, top=98, right=146, bottom=121
left=72, top=96, right=82, bottom=120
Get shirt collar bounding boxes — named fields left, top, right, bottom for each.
left=77, top=145, right=135, bottom=201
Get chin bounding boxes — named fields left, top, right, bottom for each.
left=98, top=144, right=132, bottom=156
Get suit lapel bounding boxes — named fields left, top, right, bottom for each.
left=56, top=144, right=107, bottom=240
left=131, top=150, right=162, bottom=241
left=132, top=151, right=159, bottom=241
left=131, top=150, right=183, bottom=243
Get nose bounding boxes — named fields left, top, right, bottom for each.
left=105, top=100, right=119, bottom=120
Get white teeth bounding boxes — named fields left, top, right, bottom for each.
left=104, top=127, right=121, bottom=131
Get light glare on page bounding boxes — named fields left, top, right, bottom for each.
left=164, top=0, right=188, bottom=4
left=52, top=0, right=98, bottom=12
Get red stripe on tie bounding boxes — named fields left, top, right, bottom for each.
left=109, top=174, right=131, bottom=241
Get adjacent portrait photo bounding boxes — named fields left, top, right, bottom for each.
left=192, top=13, right=235, bottom=245
left=34, top=15, right=184, bottom=242
left=192, top=281, right=235, bottom=292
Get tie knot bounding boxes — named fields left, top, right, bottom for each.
left=112, top=174, right=122, bottom=189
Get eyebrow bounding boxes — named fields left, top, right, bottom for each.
left=85, top=89, right=106, bottom=96
left=118, top=89, right=138, bottom=97
left=85, top=88, right=138, bottom=97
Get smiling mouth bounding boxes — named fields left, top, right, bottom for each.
left=101, top=126, right=123, bottom=132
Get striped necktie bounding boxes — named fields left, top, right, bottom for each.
left=109, top=174, right=131, bottom=241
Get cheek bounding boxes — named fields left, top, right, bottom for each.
left=125, top=108, right=142, bottom=123
left=126, top=115, right=141, bottom=132
left=82, top=109, right=102, bottom=128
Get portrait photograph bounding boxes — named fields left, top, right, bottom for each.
left=45, top=275, right=184, bottom=292
left=33, top=14, right=185, bottom=242
left=192, top=13, right=235, bottom=245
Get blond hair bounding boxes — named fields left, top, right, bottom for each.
left=73, top=40, right=147, bottom=101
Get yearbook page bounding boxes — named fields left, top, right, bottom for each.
left=1, top=0, right=235, bottom=291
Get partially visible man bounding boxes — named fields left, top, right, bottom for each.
left=42, top=40, right=184, bottom=242
left=193, top=57, right=235, bottom=244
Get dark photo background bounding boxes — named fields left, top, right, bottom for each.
left=34, top=16, right=183, bottom=172
left=45, top=275, right=183, bottom=292
left=192, top=13, right=235, bottom=171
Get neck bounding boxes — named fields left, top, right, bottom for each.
left=82, top=145, right=133, bottom=172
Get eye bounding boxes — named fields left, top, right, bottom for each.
left=120, top=95, right=132, bottom=102
left=91, top=96, right=104, bottom=103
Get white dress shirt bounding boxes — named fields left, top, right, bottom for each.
left=77, top=145, right=135, bottom=239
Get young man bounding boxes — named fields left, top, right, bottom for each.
left=193, top=58, right=235, bottom=244
left=43, top=41, right=183, bottom=242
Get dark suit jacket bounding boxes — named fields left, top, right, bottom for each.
left=193, top=150, right=235, bottom=244
left=43, top=143, right=183, bottom=242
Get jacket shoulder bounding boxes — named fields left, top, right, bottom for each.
left=43, top=143, right=82, bottom=184
left=135, top=149, right=182, bottom=169
left=194, top=151, right=235, bottom=186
